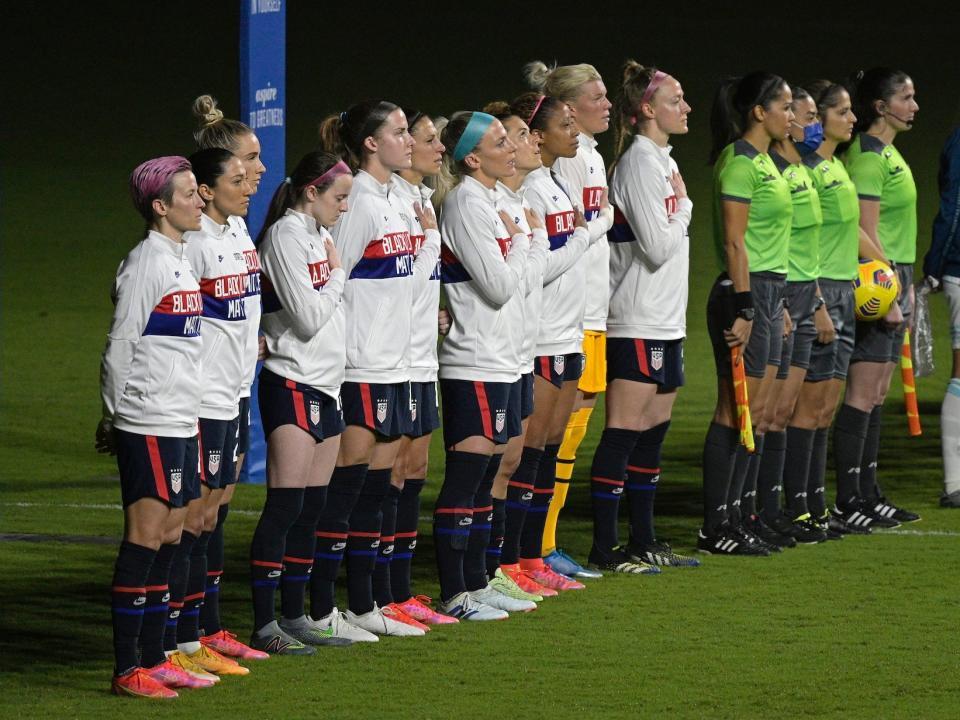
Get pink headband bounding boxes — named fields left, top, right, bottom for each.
left=307, top=160, right=352, bottom=188
left=641, top=70, right=669, bottom=107
left=528, top=95, right=547, bottom=125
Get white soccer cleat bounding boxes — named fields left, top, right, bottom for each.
left=343, top=604, right=425, bottom=637
left=438, top=591, right=509, bottom=621
left=309, top=608, right=379, bottom=643
left=468, top=585, right=536, bottom=613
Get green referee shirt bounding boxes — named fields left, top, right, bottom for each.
left=713, top=140, right=793, bottom=274
left=843, top=133, right=917, bottom=263
left=806, top=153, right=860, bottom=280
left=771, top=150, right=822, bottom=281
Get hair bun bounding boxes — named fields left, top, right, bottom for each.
left=192, top=94, right=224, bottom=128
left=482, top=100, right=511, bottom=116
left=523, top=60, right=552, bottom=92
left=622, top=60, right=648, bottom=85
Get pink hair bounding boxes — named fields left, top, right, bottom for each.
left=129, top=156, right=193, bottom=221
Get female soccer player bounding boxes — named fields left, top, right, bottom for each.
left=756, top=87, right=826, bottom=545
left=788, top=81, right=876, bottom=537
left=247, top=151, right=370, bottom=652
left=834, top=68, right=921, bottom=529
left=311, top=101, right=438, bottom=637
left=376, top=109, right=457, bottom=625
left=98, top=156, right=206, bottom=698
left=590, top=61, right=698, bottom=570
left=698, top=72, right=794, bottom=556
left=189, top=95, right=267, bottom=660
left=524, top=61, right=612, bottom=578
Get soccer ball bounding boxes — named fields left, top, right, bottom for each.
left=853, top=259, right=899, bottom=321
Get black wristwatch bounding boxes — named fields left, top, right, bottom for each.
left=814, top=295, right=826, bottom=311
left=736, top=307, right=755, bottom=321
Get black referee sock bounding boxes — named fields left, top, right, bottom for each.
left=311, top=464, right=366, bottom=619
left=111, top=540, right=156, bottom=676
left=590, top=429, right=639, bottom=554
left=139, top=542, right=176, bottom=668
left=165, top=530, right=196, bottom=652
left=702, top=422, right=739, bottom=534
left=391, top=478, right=423, bottom=603
left=834, top=404, right=871, bottom=510
left=346, top=468, right=391, bottom=615
left=200, top=503, right=229, bottom=635
left=433, top=450, right=489, bottom=601
left=486, top=496, right=506, bottom=579
left=465, top=453, right=499, bottom=591
left=626, top=421, right=670, bottom=547
left=807, top=427, right=830, bottom=518
left=859, top=405, right=884, bottom=504
left=372, top=485, right=400, bottom=608
left=783, top=426, right=815, bottom=518
left=250, top=487, right=304, bottom=632
left=758, top=430, right=787, bottom=523
left=501, top=447, right=543, bottom=566
left=177, top=531, right=209, bottom=645
left=733, top=434, right=765, bottom=521
left=280, top=485, right=326, bottom=621
left=520, top=443, right=559, bottom=560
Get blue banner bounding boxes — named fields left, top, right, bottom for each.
left=239, top=0, right=285, bottom=484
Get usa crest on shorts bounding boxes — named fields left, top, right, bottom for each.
left=495, top=409, right=506, bottom=433
left=310, top=400, right=321, bottom=426
left=553, top=355, right=565, bottom=374
left=377, top=399, right=388, bottom=424
left=171, top=468, right=183, bottom=494
left=651, top=347, right=664, bottom=371
left=207, top=451, right=221, bottom=477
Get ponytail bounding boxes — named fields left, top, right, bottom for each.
left=849, top=67, right=910, bottom=134
left=317, top=100, right=399, bottom=171
left=709, top=71, right=787, bottom=163
left=609, top=60, right=658, bottom=176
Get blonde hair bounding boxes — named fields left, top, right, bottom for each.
left=524, top=61, right=602, bottom=104
left=192, top=94, right=253, bottom=152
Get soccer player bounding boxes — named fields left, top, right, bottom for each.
left=698, top=72, right=794, bottom=556
left=592, top=61, right=698, bottom=570
left=430, top=110, right=541, bottom=619
left=758, top=86, right=827, bottom=545
left=834, top=68, right=921, bottom=528
left=379, top=109, right=457, bottom=625
left=922, top=125, right=960, bottom=508
left=190, top=95, right=267, bottom=659
left=246, top=151, right=371, bottom=651
left=98, top=156, right=207, bottom=698
left=311, top=101, right=438, bottom=637
left=525, top=61, right=611, bottom=579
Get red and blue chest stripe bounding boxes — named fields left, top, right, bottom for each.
left=143, top=290, right=203, bottom=337
left=546, top=210, right=575, bottom=251
left=349, top=231, right=414, bottom=280
left=199, top=273, right=248, bottom=321
left=441, top=237, right=511, bottom=284
left=242, top=249, right=262, bottom=298
left=412, top=233, right=441, bottom=281
left=261, top=259, right=332, bottom=314
left=583, top=186, right=604, bottom=221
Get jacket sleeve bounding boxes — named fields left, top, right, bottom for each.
left=542, top=226, right=590, bottom=285
left=446, top=194, right=529, bottom=307
left=99, top=251, right=162, bottom=425
left=617, top=156, right=692, bottom=269
left=924, top=129, right=960, bottom=278
left=523, top=228, right=549, bottom=297
left=331, top=195, right=379, bottom=280
left=261, top=229, right=345, bottom=341
left=411, top=227, right=441, bottom=289
left=586, top=206, right=615, bottom=243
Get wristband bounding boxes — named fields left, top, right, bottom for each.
left=733, top=291, right=754, bottom=312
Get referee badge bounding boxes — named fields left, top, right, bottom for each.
left=377, top=399, right=388, bottom=424
left=651, top=348, right=664, bottom=371
left=310, top=400, right=321, bottom=426
left=553, top=355, right=565, bottom=375
left=208, top=450, right=221, bottom=477
left=495, top=410, right=506, bottom=433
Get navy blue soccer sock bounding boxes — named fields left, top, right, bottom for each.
left=139, top=542, right=176, bottom=668
left=465, top=453, right=500, bottom=590
left=346, top=468, right=391, bottom=615
left=177, top=530, right=210, bottom=645
left=590, top=429, right=639, bottom=554
left=501, top=447, right=543, bottom=566
left=250, top=487, right=304, bottom=632
left=164, top=530, right=197, bottom=652
left=200, top=502, right=228, bottom=635
left=486, top=497, right=506, bottom=579
left=391, top=478, right=423, bottom=602
left=280, top=485, right=326, bottom=620
left=626, top=421, right=670, bottom=547
left=433, top=451, right=489, bottom=601
left=373, top=485, right=400, bottom=608
left=111, top=540, right=156, bottom=675
left=520, top=444, right=560, bottom=561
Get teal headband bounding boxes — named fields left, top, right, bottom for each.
left=452, top=112, right=496, bottom=162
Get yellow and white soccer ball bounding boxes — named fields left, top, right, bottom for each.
left=853, top=259, right=899, bottom=321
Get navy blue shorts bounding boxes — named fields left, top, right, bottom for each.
left=198, top=416, right=239, bottom=489
left=518, top=372, right=535, bottom=420
left=236, top=396, right=251, bottom=454
left=259, top=368, right=344, bottom=443
left=341, top=380, right=413, bottom=439
left=440, top=379, right=521, bottom=447
left=533, top=352, right=585, bottom=388
left=607, top=337, right=685, bottom=389
left=115, top=429, right=201, bottom=508
left=409, top=381, right=441, bottom=438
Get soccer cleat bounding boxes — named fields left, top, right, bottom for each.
left=394, top=596, right=459, bottom=625
left=874, top=496, right=920, bottom=523
left=489, top=568, right=543, bottom=602
left=520, top=559, right=587, bottom=590
left=438, top=591, right=509, bottom=621
left=344, top=604, right=426, bottom=637
left=696, top=527, right=769, bottom=556
left=309, top=608, right=379, bottom=642
left=625, top=539, right=701, bottom=567
left=184, top=644, right=252, bottom=674
left=143, top=660, right=216, bottom=689
left=201, top=629, right=270, bottom=660
left=166, top=650, right=221, bottom=683
left=249, top=620, right=315, bottom=655
left=732, top=522, right=782, bottom=553
left=941, top=490, right=960, bottom=508
left=544, top=549, right=603, bottom=579
left=501, top=563, right=557, bottom=597
left=743, top=515, right=796, bottom=548
left=767, top=513, right=826, bottom=545
left=278, top=615, right=355, bottom=646
left=111, top=667, right=179, bottom=699
left=468, top=584, right=537, bottom=613
left=828, top=506, right=872, bottom=535
left=383, top=603, right=431, bottom=632
left=588, top=546, right=663, bottom=573
left=859, top=501, right=901, bottom=528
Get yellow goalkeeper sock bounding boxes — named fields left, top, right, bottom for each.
left=543, top=406, right=594, bottom=554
